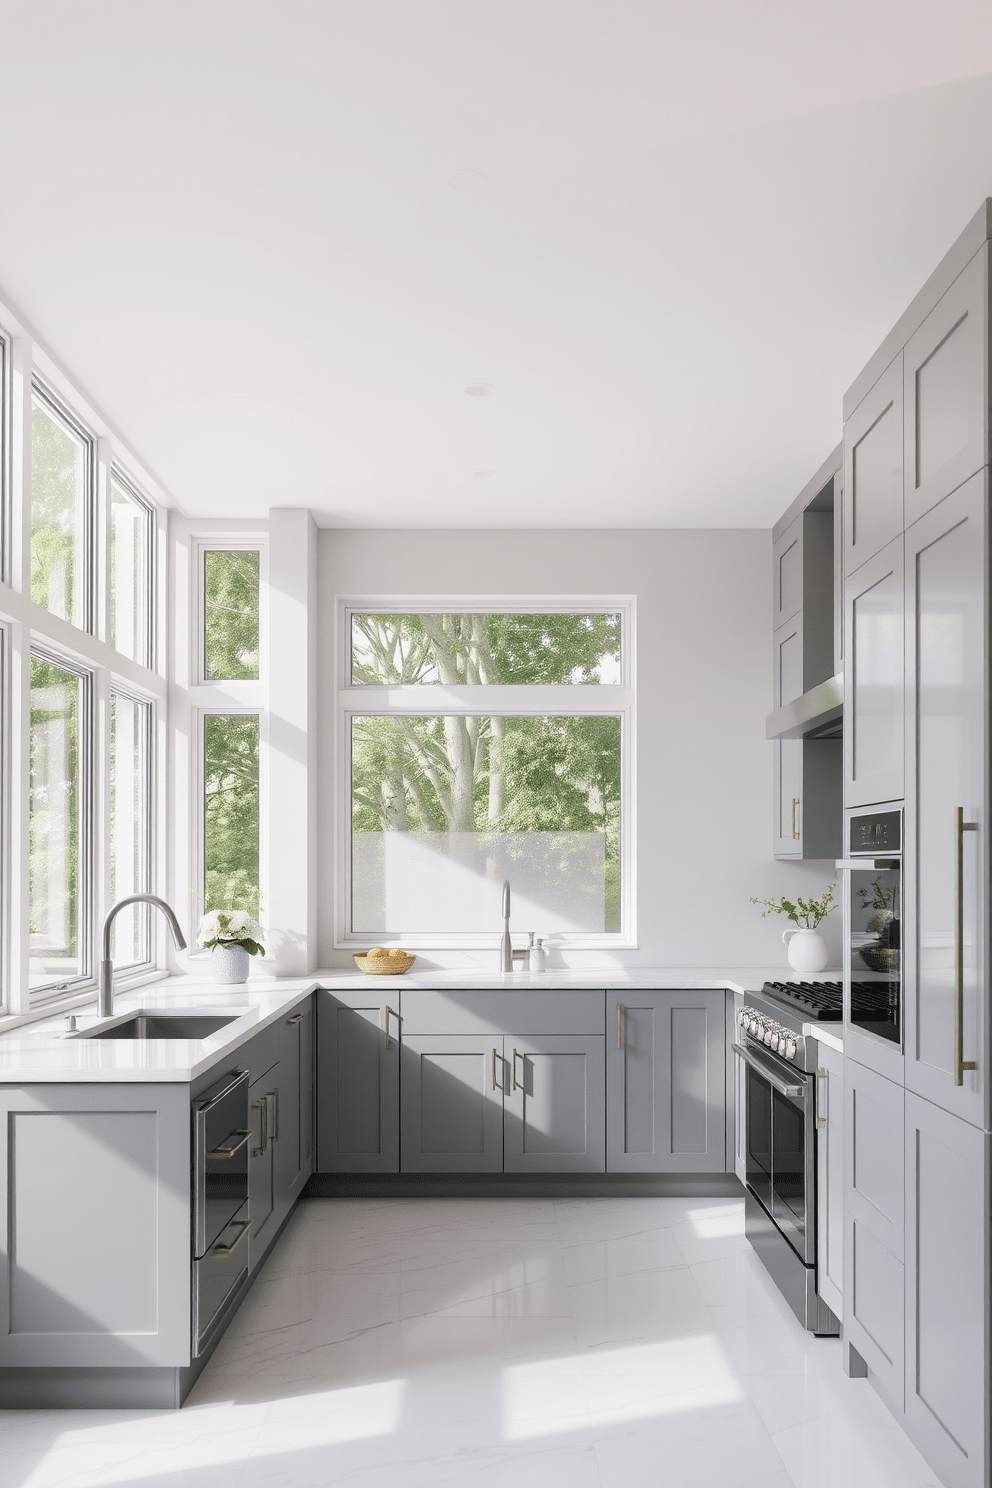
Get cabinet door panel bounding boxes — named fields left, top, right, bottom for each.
left=843, top=535, right=904, bottom=808
left=844, top=355, right=904, bottom=575
left=775, top=616, right=803, bottom=706
left=402, top=1035, right=503, bottom=1172
left=505, top=1036, right=605, bottom=1172
left=316, top=992, right=399, bottom=1173
left=275, top=1000, right=314, bottom=1216
left=905, top=474, right=987, bottom=1127
left=845, top=1216, right=905, bottom=1412
left=773, top=739, right=803, bottom=857
left=815, top=1042, right=843, bottom=1319
left=904, top=247, right=987, bottom=529
left=607, top=990, right=725, bottom=1172
left=846, top=1059, right=904, bottom=1260
left=904, top=1093, right=987, bottom=1488
left=774, top=517, right=802, bottom=627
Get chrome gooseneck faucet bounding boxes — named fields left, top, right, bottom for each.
left=99, top=895, right=187, bottom=1017
left=499, top=881, right=531, bottom=973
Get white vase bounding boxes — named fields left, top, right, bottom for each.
left=782, top=927, right=828, bottom=974
left=211, top=943, right=250, bottom=984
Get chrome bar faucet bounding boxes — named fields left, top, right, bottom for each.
left=99, top=895, right=188, bottom=1018
left=499, top=881, right=530, bottom=973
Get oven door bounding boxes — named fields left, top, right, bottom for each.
left=736, top=1041, right=814, bottom=1265
left=193, top=1069, right=251, bottom=1259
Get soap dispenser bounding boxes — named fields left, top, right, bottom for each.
left=529, top=936, right=547, bottom=973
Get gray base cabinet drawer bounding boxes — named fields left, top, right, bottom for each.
left=400, top=989, right=605, bottom=1036
left=607, top=990, right=727, bottom=1172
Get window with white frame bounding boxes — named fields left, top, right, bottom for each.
left=338, top=603, right=633, bottom=945
left=109, top=690, right=152, bottom=969
left=30, top=384, right=94, bottom=633
left=110, top=470, right=154, bottom=667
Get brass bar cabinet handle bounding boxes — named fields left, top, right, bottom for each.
left=269, top=1088, right=279, bottom=1142
left=287, top=1013, right=304, bottom=1025
left=212, top=1219, right=251, bottom=1256
left=791, top=798, right=800, bottom=840
left=492, top=1047, right=498, bottom=1092
left=617, top=1003, right=625, bottom=1050
left=955, top=806, right=979, bottom=1086
left=208, top=1129, right=252, bottom=1160
left=380, top=1004, right=393, bottom=1050
left=252, top=1097, right=268, bottom=1156
left=815, top=1069, right=827, bottom=1129
left=512, top=1047, right=523, bottom=1092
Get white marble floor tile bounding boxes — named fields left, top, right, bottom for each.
left=0, top=1195, right=952, bottom=1488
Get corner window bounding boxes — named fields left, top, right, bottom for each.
left=29, top=652, right=90, bottom=995
left=203, top=549, right=260, bottom=681
left=110, top=472, right=153, bottom=666
left=340, top=606, right=632, bottom=945
left=30, top=387, right=93, bottom=631
left=203, top=713, right=260, bottom=918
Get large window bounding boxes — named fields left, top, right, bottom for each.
left=31, top=388, right=93, bottom=631
left=203, top=714, right=260, bottom=918
left=341, top=607, right=631, bottom=944
left=110, top=472, right=153, bottom=665
left=203, top=549, right=260, bottom=681
left=29, top=653, right=90, bottom=992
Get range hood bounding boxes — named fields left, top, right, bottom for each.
left=766, top=674, right=843, bottom=741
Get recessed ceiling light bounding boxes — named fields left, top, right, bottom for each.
left=465, top=383, right=496, bottom=397
left=446, top=169, right=487, bottom=193
left=472, top=470, right=494, bottom=480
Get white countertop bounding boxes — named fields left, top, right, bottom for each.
left=0, top=966, right=844, bottom=1081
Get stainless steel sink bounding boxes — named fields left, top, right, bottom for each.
left=80, top=1012, right=240, bottom=1040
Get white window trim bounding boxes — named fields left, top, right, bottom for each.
left=192, top=538, right=267, bottom=690
left=107, top=685, right=154, bottom=976
left=109, top=464, right=157, bottom=672
left=30, top=378, right=97, bottom=637
left=334, top=594, right=637, bottom=950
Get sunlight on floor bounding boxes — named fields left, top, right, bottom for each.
left=685, top=1203, right=747, bottom=1239
left=502, top=1334, right=743, bottom=1439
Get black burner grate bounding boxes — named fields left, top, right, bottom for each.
left=760, top=978, right=899, bottom=1028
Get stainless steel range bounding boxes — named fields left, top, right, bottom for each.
left=734, top=980, right=841, bottom=1336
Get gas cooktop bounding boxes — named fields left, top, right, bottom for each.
left=760, top=978, right=899, bottom=1031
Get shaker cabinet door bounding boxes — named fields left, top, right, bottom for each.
left=903, top=245, right=987, bottom=530
left=504, top=1036, right=605, bottom=1173
left=814, top=1041, right=844, bottom=1320
left=316, top=992, right=399, bottom=1173
left=904, top=1093, right=988, bottom=1488
left=773, top=516, right=803, bottom=627
left=843, top=534, right=905, bottom=809
left=275, top=999, right=314, bottom=1216
left=844, top=355, right=904, bottom=576
left=904, top=473, right=988, bottom=1129
left=401, top=1035, right=504, bottom=1173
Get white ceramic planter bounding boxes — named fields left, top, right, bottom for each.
left=211, top=943, right=251, bottom=984
left=782, top=927, right=828, bottom=974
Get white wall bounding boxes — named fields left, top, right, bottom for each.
left=317, top=528, right=841, bottom=971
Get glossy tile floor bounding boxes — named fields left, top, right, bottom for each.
left=0, top=1196, right=944, bottom=1488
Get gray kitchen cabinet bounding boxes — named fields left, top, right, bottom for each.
left=274, top=997, right=314, bottom=1217
left=903, top=246, right=987, bottom=530
left=903, top=1091, right=988, bottom=1488
left=843, top=1057, right=905, bottom=1413
left=773, top=515, right=802, bottom=627
left=401, top=1034, right=505, bottom=1172
left=843, top=533, right=905, bottom=809
left=504, top=1036, right=605, bottom=1172
left=904, top=473, right=987, bottom=1129
left=775, top=613, right=804, bottom=707
left=0, top=1082, right=191, bottom=1370
left=316, top=988, right=400, bottom=1172
left=844, top=355, right=904, bottom=576
left=814, top=1041, right=844, bottom=1320
left=606, top=990, right=726, bottom=1172
left=248, top=1066, right=278, bottom=1267
left=773, top=737, right=842, bottom=860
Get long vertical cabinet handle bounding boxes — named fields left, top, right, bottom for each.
left=268, top=1088, right=279, bottom=1142
left=815, top=1069, right=827, bottom=1129
left=616, top=1003, right=625, bottom=1050
left=791, top=798, right=800, bottom=840
left=492, top=1047, right=498, bottom=1092
left=955, top=806, right=979, bottom=1085
left=380, top=1004, right=395, bottom=1050
left=512, top=1047, right=523, bottom=1092
left=251, top=1097, right=268, bottom=1156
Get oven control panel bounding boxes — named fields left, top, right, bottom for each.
left=738, top=1006, right=798, bottom=1062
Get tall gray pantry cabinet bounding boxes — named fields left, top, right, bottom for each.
left=840, top=199, right=992, bottom=1488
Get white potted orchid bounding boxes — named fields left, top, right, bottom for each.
left=197, top=909, right=265, bottom=985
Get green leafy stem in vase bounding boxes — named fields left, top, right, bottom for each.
left=856, top=876, right=897, bottom=936
left=749, top=884, right=837, bottom=929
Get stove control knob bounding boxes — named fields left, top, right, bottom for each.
left=763, top=1027, right=773, bottom=1047
left=785, top=1039, right=797, bottom=1061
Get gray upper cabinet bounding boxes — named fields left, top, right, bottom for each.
left=606, top=990, right=726, bottom=1173
left=773, top=517, right=803, bottom=626
left=775, top=615, right=804, bottom=707
left=904, top=247, right=988, bottom=530
left=904, top=473, right=987, bottom=1129
left=317, top=989, right=400, bottom=1173
left=903, top=1092, right=988, bottom=1488
left=504, top=1036, right=605, bottom=1173
left=843, top=534, right=904, bottom=808
left=275, top=999, right=314, bottom=1215
left=401, top=1034, right=504, bottom=1173
left=844, top=355, right=904, bottom=576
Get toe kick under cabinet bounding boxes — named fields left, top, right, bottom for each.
left=317, top=987, right=728, bottom=1177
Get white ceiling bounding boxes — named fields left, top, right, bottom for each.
left=1, top=1, right=990, bottom=528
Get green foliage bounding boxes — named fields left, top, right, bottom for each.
left=29, top=657, right=80, bottom=961
left=31, top=405, right=81, bottom=622
left=351, top=612, right=620, bottom=685
left=204, top=715, right=260, bottom=918
left=204, top=551, right=260, bottom=680
left=750, top=884, right=836, bottom=930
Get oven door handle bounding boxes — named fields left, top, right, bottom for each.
left=732, top=1041, right=805, bottom=1098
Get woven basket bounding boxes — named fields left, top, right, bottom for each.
left=353, top=951, right=416, bottom=976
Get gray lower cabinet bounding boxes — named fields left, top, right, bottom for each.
left=606, top=990, right=726, bottom=1172
left=401, top=1034, right=504, bottom=1172
left=0, top=1082, right=191, bottom=1368
left=275, top=998, right=315, bottom=1215
left=903, top=1091, right=988, bottom=1488
left=814, top=1041, right=843, bottom=1320
left=504, top=1036, right=605, bottom=1173
left=248, top=1067, right=278, bottom=1266
left=317, top=989, right=400, bottom=1172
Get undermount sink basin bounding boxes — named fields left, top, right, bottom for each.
left=80, top=1012, right=240, bottom=1041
